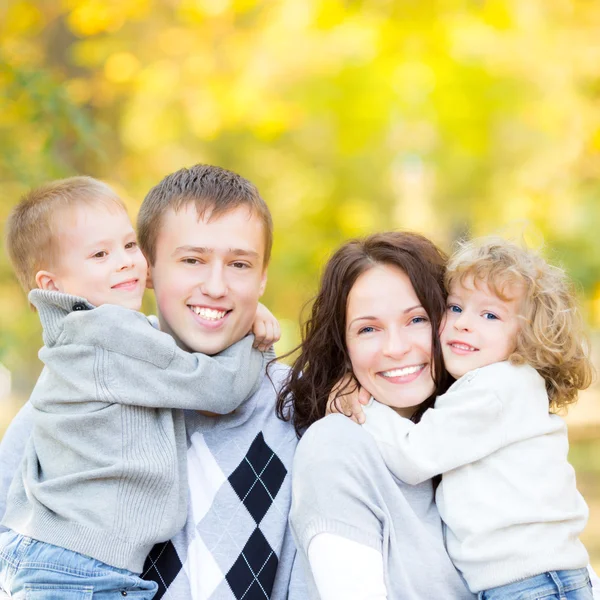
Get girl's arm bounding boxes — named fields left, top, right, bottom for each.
left=308, top=533, right=387, bottom=600
left=362, top=381, right=506, bottom=484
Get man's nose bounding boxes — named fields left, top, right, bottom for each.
left=200, top=265, right=227, bottom=298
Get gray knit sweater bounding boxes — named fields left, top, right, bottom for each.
left=2, top=290, right=267, bottom=574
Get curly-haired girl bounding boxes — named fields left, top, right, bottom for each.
left=342, top=236, right=595, bottom=598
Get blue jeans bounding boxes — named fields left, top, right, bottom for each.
left=478, top=568, right=593, bottom=600
left=0, top=531, right=158, bottom=599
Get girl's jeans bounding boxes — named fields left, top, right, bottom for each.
left=0, top=530, right=158, bottom=599
left=478, top=568, right=593, bottom=600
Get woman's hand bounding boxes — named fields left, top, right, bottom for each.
left=252, top=303, right=281, bottom=351
left=326, top=374, right=371, bottom=425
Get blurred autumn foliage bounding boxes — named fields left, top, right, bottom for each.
left=2, top=0, right=600, bottom=390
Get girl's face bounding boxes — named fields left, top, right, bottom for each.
left=345, top=264, right=436, bottom=417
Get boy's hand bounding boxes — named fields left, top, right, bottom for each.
left=326, top=374, right=370, bottom=425
left=252, top=303, right=281, bottom=352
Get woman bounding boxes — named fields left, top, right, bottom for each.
left=277, top=231, right=474, bottom=599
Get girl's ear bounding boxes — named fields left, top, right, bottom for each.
left=35, top=270, right=60, bottom=291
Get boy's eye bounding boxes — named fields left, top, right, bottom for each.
left=93, top=251, right=107, bottom=258
left=125, top=241, right=137, bottom=250
left=182, top=258, right=200, bottom=265
left=483, top=312, right=499, bottom=320
left=448, top=305, right=462, bottom=313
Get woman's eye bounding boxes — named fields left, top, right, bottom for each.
left=358, top=326, right=375, bottom=334
left=411, top=316, right=428, bottom=325
left=483, top=312, right=499, bottom=320
left=448, top=305, right=462, bottom=313
left=125, top=241, right=137, bottom=250
left=93, top=251, right=107, bottom=258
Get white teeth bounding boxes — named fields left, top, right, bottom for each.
left=451, top=343, right=477, bottom=352
left=190, top=306, right=227, bottom=320
left=381, top=365, right=424, bottom=378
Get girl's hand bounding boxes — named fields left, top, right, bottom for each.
left=326, top=374, right=371, bottom=425
left=252, top=303, right=281, bottom=351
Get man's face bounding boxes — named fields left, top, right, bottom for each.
left=148, top=203, right=268, bottom=355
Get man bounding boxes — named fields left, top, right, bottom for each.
left=0, top=164, right=305, bottom=600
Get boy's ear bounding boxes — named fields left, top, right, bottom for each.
left=258, top=270, right=268, bottom=297
left=145, top=266, right=154, bottom=290
left=35, top=270, right=60, bottom=292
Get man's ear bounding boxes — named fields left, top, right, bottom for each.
left=145, top=266, right=154, bottom=290
left=35, top=270, right=60, bottom=291
left=258, top=269, right=268, bottom=297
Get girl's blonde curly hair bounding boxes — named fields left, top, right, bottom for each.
left=445, top=237, right=594, bottom=411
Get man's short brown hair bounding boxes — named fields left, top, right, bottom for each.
left=6, top=176, right=125, bottom=292
left=137, top=164, right=273, bottom=266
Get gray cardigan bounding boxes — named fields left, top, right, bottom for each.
left=2, top=289, right=267, bottom=573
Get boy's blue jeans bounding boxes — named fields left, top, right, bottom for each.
left=478, top=568, right=593, bottom=600
left=0, top=531, right=158, bottom=599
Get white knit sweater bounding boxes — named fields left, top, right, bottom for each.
left=363, top=361, right=589, bottom=593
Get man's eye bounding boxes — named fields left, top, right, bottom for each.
left=232, top=261, right=250, bottom=269
left=448, top=305, right=461, bottom=313
left=182, top=258, right=199, bottom=265
left=93, top=251, right=107, bottom=258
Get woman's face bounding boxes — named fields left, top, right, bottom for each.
left=345, top=263, right=436, bottom=417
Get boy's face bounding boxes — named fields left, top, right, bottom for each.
left=39, top=202, right=147, bottom=309
left=148, top=203, right=268, bottom=355
left=440, top=276, right=523, bottom=379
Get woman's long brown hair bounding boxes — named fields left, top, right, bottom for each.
left=276, top=231, right=452, bottom=437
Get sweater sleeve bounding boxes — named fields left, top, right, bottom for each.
left=101, top=337, right=269, bottom=413
left=48, top=305, right=270, bottom=413
left=0, top=401, right=34, bottom=531
left=362, top=380, right=504, bottom=484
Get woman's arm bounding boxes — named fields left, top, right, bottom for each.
left=308, top=533, right=387, bottom=600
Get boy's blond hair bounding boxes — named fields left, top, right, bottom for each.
left=446, top=236, right=594, bottom=410
left=6, top=176, right=125, bottom=293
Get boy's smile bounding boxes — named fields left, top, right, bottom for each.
left=148, top=203, right=267, bottom=355
left=441, top=277, right=523, bottom=379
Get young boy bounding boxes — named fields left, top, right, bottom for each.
left=0, top=166, right=306, bottom=599
left=0, top=176, right=277, bottom=598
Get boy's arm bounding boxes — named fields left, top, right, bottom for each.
left=56, top=305, right=269, bottom=413
left=0, top=402, right=34, bottom=530
left=362, top=383, right=505, bottom=484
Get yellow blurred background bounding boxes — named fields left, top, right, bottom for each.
left=1, top=0, right=599, bottom=569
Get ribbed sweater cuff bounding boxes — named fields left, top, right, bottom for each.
left=4, top=500, right=152, bottom=574
left=294, top=516, right=383, bottom=556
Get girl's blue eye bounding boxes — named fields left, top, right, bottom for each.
left=483, top=312, right=498, bottom=320
left=448, top=305, right=462, bottom=313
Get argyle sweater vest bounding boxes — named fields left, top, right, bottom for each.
left=141, top=363, right=307, bottom=600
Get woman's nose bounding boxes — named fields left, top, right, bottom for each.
left=382, top=331, right=411, bottom=358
